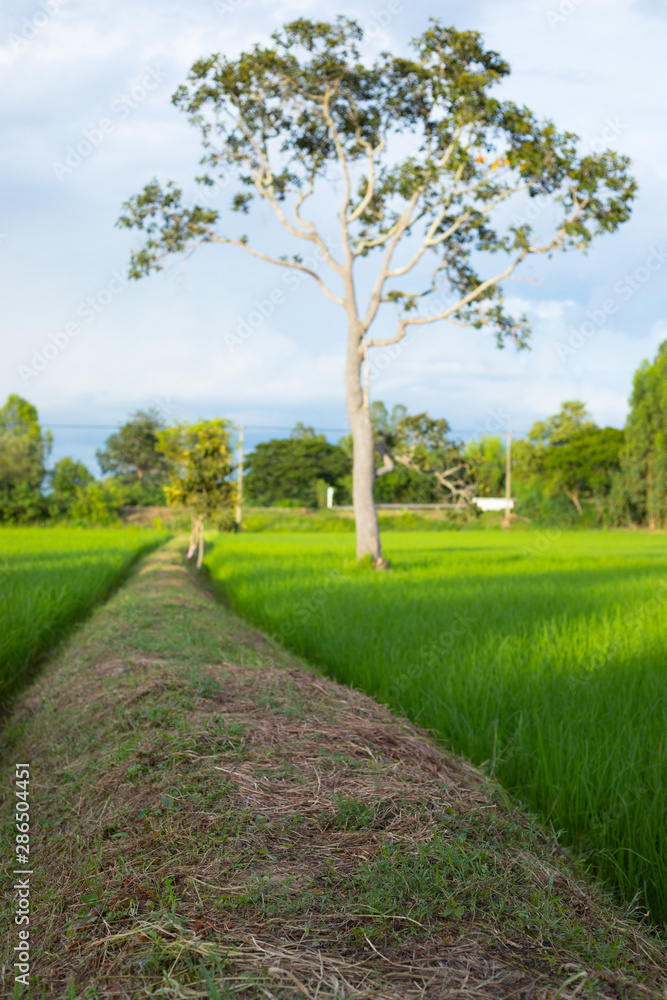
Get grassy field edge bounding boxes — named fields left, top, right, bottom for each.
left=202, top=530, right=667, bottom=926
left=1, top=538, right=666, bottom=998
left=0, top=528, right=171, bottom=711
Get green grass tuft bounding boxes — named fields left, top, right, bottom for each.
left=0, top=527, right=169, bottom=704
left=205, top=529, right=667, bottom=927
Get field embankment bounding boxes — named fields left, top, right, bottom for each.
left=0, top=527, right=169, bottom=706
left=204, top=530, right=667, bottom=927
left=2, top=539, right=666, bottom=997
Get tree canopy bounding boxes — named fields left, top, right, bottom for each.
left=369, top=404, right=474, bottom=505
left=156, top=419, right=236, bottom=566
left=542, top=425, right=624, bottom=514
left=0, top=395, right=52, bottom=522
left=464, top=435, right=506, bottom=497
left=616, top=340, right=667, bottom=528
left=529, top=400, right=596, bottom=447
left=244, top=426, right=350, bottom=507
left=96, top=409, right=168, bottom=494
left=118, top=16, right=636, bottom=563
left=120, top=17, right=635, bottom=343
left=48, top=457, right=94, bottom=518
left=512, top=401, right=625, bottom=518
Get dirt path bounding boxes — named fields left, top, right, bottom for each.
left=1, top=539, right=665, bottom=998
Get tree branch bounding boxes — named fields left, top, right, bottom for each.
left=375, top=439, right=395, bottom=478
left=364, top=327, right=409, bottom=350
left=347, top=137, right=386, bottom=224
left=209, top=236, right=344, bottom=305
left=360, top=188, right=424, bottom=330
left=321, top=88, right=353, bottom=263
left=403, top=251, right=530, bottom=329
left=232, top=111, right=345, bottom=277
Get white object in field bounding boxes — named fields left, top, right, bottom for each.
left=473, top=497, right=515, bottom=512
left=327, top=486, right=334, bottom=509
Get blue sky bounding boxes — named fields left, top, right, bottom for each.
left=1, top=0, right=666, bottom=470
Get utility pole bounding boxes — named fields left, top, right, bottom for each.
left=503, top=422, right=512, bottom=530
left=235, top=425, right=244, bottom=530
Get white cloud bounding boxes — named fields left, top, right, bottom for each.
left=1, top=0, right=666, bottom=465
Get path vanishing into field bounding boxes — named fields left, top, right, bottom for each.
left=2, top=538, right=666, bottom=999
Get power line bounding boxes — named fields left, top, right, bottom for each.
left=241, top=425, right=351, bottom=433
left=44, top=423, right=533, bottom=436
left=45, top=423, right=531, bottom=432
left=44, top=422, right=353, bottom=433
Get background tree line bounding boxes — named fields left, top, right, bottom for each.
left=1, top=340, right=665, bottom=528
left=0, top=404, right=235, bottom=528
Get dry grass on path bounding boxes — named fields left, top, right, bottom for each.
left=1, top=539, right=666, bottom=999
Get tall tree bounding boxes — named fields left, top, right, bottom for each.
left=0, top=395, right=52, bottom=522
left=618, top=341, right=667, bottom=528
left=378, top=412, right=475, bottom=505
left=118, top=17, right=635, bottom=565
left=543, top=425, right=624, bottom=514
left=244, top=426, right=350, bottom=507
left=464, top=435, right=506, bottom=497
left=97, top=409, right=167, bottom=489
left=47, top=457, right=94, bottom=518
left=156, top=419, right=236, bottom=568
left=529, top=400, right=596, bottom=447
left=525, top=402, right=623, bottom=515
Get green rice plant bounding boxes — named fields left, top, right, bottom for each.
left=0, top=527, right=167, bottom=702
left=205, top=530, right=667, bottom=927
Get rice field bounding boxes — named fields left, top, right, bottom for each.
left=205, top=530, right=667, bottom=927
left=0, top=527, right=168, bottom=703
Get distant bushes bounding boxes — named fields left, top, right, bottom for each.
left=242, top=511, right=476, bottom=533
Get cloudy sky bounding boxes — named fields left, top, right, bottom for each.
left=1, top=0, right=666, bottom=469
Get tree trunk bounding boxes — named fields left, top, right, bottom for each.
left=647, top=458, right=656, bottom=529
left=187, top=514, right=205, bottom=568
left=564, top=488, right=583, bottom=515
left=197, top=518, right=205, bottom=570
left=187, top=515, right=198, bottom=560
left=345, top=320, right=385, bottom=565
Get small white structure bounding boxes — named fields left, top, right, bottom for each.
left=473, top=497, right=515, bottom=512
left=326, top=486, right=335, bottom=509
